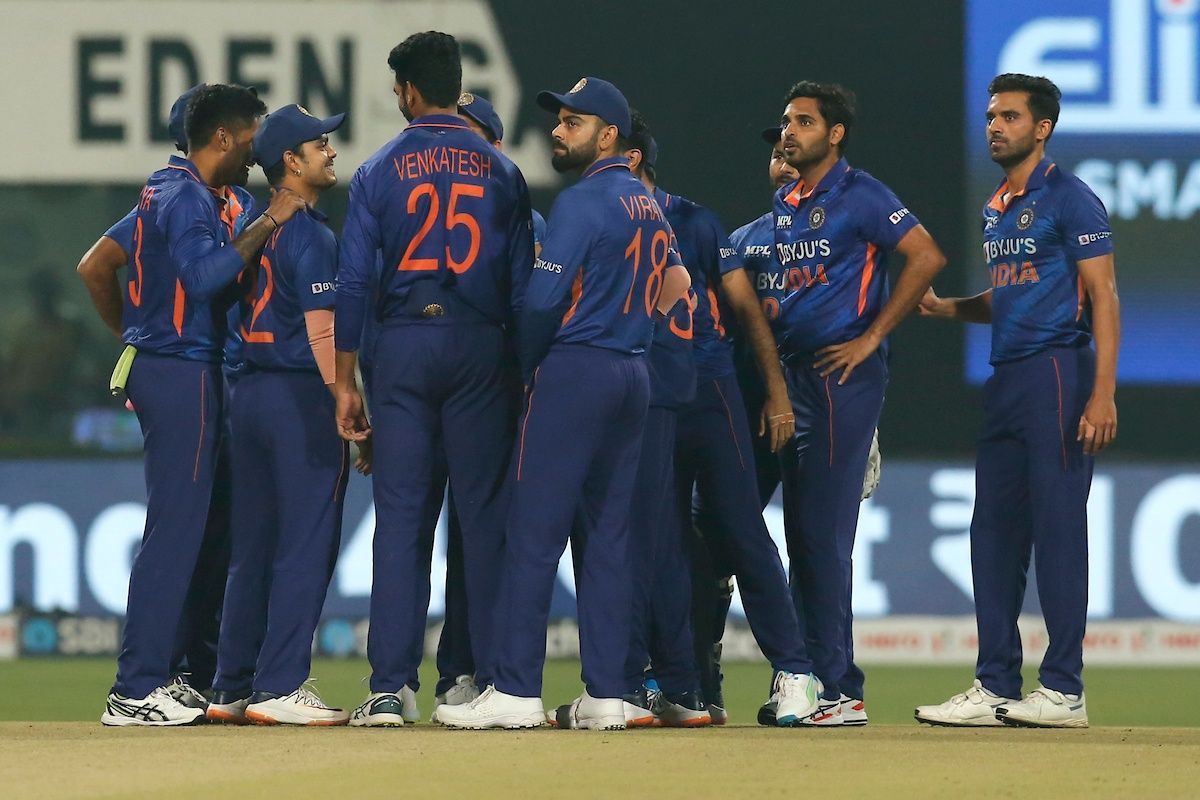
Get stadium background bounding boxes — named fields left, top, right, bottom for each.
left=0, top=0, right=1196, bottom=670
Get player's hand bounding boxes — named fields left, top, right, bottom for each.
left=335, top=388, right=371, bottom=443
left=759, top=390, right=795, bottom=453
left=1077, top=392, right=1117, bottom=455
left=265, top=186, right=308, bottom=225
left=917, top=287, right=949, bottom=318
left=353, top=438, right=373, bottom=475
left=814, top=331, right=881, bottom=385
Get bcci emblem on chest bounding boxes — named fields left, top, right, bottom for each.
left=1016, top=206, right=1035, bottom=231
left=809, top=206, right=827, bottom=230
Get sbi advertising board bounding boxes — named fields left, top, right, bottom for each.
left=966, top=0, right=1200, bottom=384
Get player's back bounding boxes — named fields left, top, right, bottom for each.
left=125, top=158, right=240, bottom=362
left=657, top=188, right=740, bottom=379
left=541, top=157, right=675, bottom=357
left=239, top=208, right=337, bottom=374
left=353, top=114, right=531, bottom=326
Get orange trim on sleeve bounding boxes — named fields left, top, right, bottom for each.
left=856, top=243, right=878, bottom=317
left=561, top=268, right=584, bottom=326
left=172, top=279, right=186, bottom=335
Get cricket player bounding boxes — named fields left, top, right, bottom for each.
left=617, top=112, right=709, bottom=728
left=77, top=84, right=254, bottom=709
left=99, top=84, right=308, bottom=726
left=729, top=126, right=881, bottom=727
left=333, top=32, right=534, bottom=727
left=772, top=81, right=945, bottom=725
left=205, top=105, right=351, bottom=726
left=437, top=76, right=693, bottom=730
left=916, top=74, right=1118, bottom=729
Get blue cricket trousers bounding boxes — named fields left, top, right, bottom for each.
left=368, top=321, right=514, bottom=693
left=676, top=372, right=812, bottom=676
left=780, top=351, right=886, bottom=700
left=115, top=354, right=223, bottom=698
left=973, top=345, right=1095, bottom=698
left=494, top=345, right=649, bottom=699
left=625, top=406, right=700, bottom=695
left=213, top=370, right=348, bottom=697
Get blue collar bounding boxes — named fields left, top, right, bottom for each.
left=987, top=157, right=1057, bottom=213
left=582, top=155, right=631, bottom=179
left=406, top=113, right=471, bottom=131
left=782, top=157, right=851, bottom=208
left=166, top=154, right=205, bottom=184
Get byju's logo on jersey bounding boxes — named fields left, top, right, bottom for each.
left=991, top=0, right=1200, bottom=134
left=808, top=206, right=827, bottom=229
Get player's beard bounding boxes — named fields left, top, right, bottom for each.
left=551, top=131, right=600, bottom=173
left=989, top=131, right=1036, bottom=169
left=782, top=136, right=831, bottom=172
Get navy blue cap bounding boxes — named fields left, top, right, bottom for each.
left=537, top=77, right=631, bottom=137
left=761, top=125, right=783, bottom=144
left=169, top=84, right=205, bottom=153
left=641, top=135, right=659, bottom=170
left=457, top=92, right=503, bottom=142
left=253, top=104, right=346, bottom=169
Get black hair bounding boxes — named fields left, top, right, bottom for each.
left=987, top=73, right=1062, bottom=140
left=263, top=160, right=287, bottom=186
left=623, top=108, right=656, bottom=183
left=387, top=31, right=462, bottom=108
left=783, top=80, right=856, bottom=152
left=185, top=84, right=266, bottom=150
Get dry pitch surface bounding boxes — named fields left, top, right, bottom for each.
left=3, top=722, right=1198, bottom=799
left=3, top=660, right=1198, bottom=799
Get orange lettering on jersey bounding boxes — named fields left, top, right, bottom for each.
left=1016, top=261, right=1040, bottom=285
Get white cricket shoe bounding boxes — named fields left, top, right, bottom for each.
left=554, top=690, right=626, bottom=731
left=165, top=675, right=210, bottom=710
left=349, top=692, right=408, bottom=727
left=436, top=685, right=548, bottom=730
left=840, top=694, right=868, bottom=726
left=773, top=671, right=824, bottom=727
left=206, top=691, right=251, bottom=725
left=915, top=679, right=1020, bottom=727
left=100, top=686, right=207, bottom=727
left=400, top=685, right=421, bottom=724
left=244, top=684, right=349, bottom=726
left=997, top=685, right=1088, bottom=728
left=430, top=675, right=478, bottom=723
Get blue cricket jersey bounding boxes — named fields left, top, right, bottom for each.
left=981, top=158, right=1114, bottom=365
left=656, top=187, right=742, bottom=381
left=239, top=206, right=338, bottom=374
left=772, top=157, right=918, bottom=359
left=532, top=208, right=547, bottom=248
left=123, top=156, right=250, bottom=362
left=520, top=156, right=683, bottom=379
left=731, top=211, right=780, bottom=330
left=648, top=291, right=697, bottom=409
left=335, top=114, right=534, bottom=351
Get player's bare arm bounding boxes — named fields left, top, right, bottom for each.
left=76, top=235, right=127, bottom=337
left=815, top=224, right=946, bottom=384
left=918, top=286, right=993, bottom=323
left=656, top=263, right=691, bottom=314
left=232, top=188, right=307, bottom=266
left=721, top=267, right=794, bottom=452
left=1077, top=252, right=1119, bottom=455
left=333, top=349, right=370, bottom=443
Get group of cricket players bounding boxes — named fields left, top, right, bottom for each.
left=78, top=30, right=1119, bottom=731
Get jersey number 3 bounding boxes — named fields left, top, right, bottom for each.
left=398, top=182, right=485, bottom=274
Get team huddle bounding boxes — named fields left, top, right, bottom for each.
left=77, top=30, right=1120, bottom=731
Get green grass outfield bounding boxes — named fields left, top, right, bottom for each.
left=2, top=659, right=1198, bottom=799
